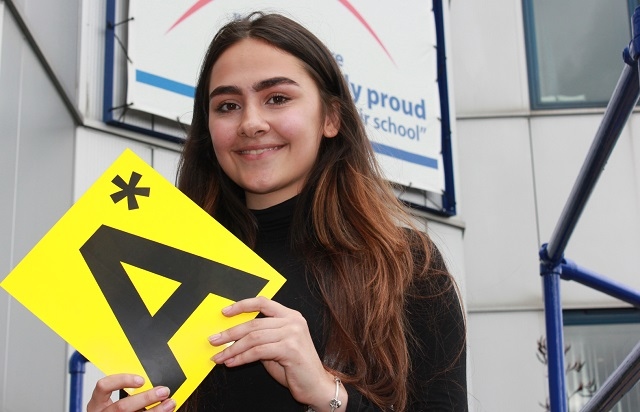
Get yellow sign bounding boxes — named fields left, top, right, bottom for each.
left=1, top=149, right=286, bottom=409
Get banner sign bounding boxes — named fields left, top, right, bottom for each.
left=126, top=0, right=445, bottom=193
left=1, top=149, right=286, bottom=410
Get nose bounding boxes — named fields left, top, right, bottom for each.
left=238, top=103, right=269, bottom=138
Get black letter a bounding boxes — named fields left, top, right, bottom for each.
left=80, top=225, right=268, bottom=394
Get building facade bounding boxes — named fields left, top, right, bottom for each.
left=1, top=0, right=640, bottom=411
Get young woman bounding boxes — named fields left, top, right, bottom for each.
left=88, top=12, right=467, bottom=412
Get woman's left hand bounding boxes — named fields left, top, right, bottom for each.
left=208, top=296, right=337, bottom=407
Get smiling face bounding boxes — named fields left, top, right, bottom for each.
left=207, top=38, right=339, bottom=210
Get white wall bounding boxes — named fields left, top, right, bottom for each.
left=467, top=310, right=548, bottom=411
left=531, top=116, right=640, bottom=307
left=456, top=117, right=542, bottom=310
left=450, top=0, right=529, bottom=116
left=452, top=3, right=640, bottom=310
left=0, top=2, right=76, bottom=410
left=10, top=0, right=81, bottom=107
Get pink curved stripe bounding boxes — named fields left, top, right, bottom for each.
left=166, top=0, right=213, bottom=33
left=167, top=0, right=395, bottom=66
left=337, top=0, right=396, bottom=65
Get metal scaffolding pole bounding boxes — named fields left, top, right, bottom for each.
left=539, top=7, right=640, bottom=412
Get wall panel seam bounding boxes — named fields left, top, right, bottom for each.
left=4, top=0, right=83, bottom=125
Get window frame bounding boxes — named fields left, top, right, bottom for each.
left=562, top=308, right=640, bottom=411
left=522, top=0, right=639, bottom=110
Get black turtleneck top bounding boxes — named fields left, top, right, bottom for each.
left=185, top=197, right=467, bottom=411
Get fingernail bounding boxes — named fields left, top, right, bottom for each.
left=221, top=305, right=232, bottom=315
left=208, top=333, right=221, bottom=343
left=164, top=399, right=176, bottom=411
left=133, top=375, right=144, bottom=385
left=156, top=386, right=170, bottom=398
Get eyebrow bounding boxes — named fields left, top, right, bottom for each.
left=209, top=77, right=299, bottom=100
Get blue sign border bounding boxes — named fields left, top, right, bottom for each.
left=103, top=0, right=456, bottom=216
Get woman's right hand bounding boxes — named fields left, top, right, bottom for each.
left=87, top=374, right=176, bottom=412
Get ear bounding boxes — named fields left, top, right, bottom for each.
left=322, top=102, right=341, bottom=138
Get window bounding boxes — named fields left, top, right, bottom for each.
left=523, top=0, right=638, bottom=109
left=563, top=308, right=640, bottom=411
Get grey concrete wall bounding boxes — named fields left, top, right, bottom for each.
left=0, top=2, right=76, bottom=411
left=10, top=0, right=81, bottom=106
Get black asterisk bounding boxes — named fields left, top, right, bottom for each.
left=110, top=172, right=150, bottom=210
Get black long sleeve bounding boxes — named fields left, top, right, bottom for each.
left=345, top=244, right=467, bottom=412
left=405, top=263, right=467, bottom=411
left=181, top=199, right=467, bottom=411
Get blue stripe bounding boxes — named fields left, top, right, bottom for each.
left=136, top=70, right=195, bottom=98
left=371, top=142, right=438, bottom=169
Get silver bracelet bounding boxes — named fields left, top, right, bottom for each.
left=307, top=376, right=342, bottom=412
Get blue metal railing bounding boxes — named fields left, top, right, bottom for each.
left=540, top=6, right=640, bottom=412
left=69, top=351, right=89, bottom=412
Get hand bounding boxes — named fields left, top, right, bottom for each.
left=87, top=374, right=176, bottom=412
left=208, top=296, right=342, bottom=408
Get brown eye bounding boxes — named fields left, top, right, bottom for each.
left=267, top=94, right=289, bottom=105
left=216, top=102, right=240, bottom=112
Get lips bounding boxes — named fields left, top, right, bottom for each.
left=236, top=145, right=284, bottom=155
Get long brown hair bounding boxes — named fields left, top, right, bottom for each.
left=178, top=12, right=458, bottom=411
